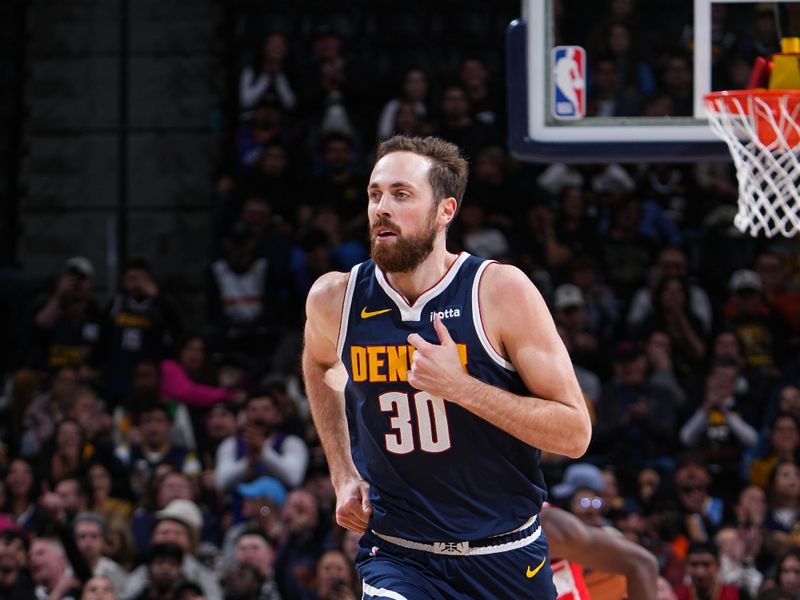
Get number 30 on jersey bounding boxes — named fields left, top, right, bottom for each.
left=379, top=391, right=452, bottom=454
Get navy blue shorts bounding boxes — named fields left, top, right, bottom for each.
left=356, top=519, right=556, bottom=599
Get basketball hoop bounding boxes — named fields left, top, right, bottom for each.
left=704, top=89, right=800, bottom=237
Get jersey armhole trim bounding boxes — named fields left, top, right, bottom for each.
left=472, top=261, right=516, bottom=371
left=336, top=263, right=361, bottom=360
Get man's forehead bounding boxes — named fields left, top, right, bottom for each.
left=370, top=152, right=431, bottom=185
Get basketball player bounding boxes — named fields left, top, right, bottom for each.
left=542, top=504, right=659, bottom=600
left=303, top=135, right=592, bottom=598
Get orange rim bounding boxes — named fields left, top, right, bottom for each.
left=704, top=89, right=800, bottom=111
left=704, top=89, right=800, bottom=147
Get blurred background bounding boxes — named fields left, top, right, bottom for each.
left=0, top=1, right=799, bottom=599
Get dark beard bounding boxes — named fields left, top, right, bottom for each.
left=370, top=212, right=436, bottom=274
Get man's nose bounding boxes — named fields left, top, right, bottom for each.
left=374, top=193, right=393, bottom=214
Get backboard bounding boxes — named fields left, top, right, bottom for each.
left=507, top=0, right=800, bottom=162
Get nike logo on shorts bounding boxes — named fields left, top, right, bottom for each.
left=526, top=556, right=547, bottom=579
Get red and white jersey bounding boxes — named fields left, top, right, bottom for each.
left=552, top=558, right=592, bottom=600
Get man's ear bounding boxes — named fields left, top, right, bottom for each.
left=440, top=196, right=458, bottom=226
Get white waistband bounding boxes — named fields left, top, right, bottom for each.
left=371, top=514, right=541, bottom=557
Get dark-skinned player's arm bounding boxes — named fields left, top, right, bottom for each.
left=303, top=271, right=372, bottom=533
left=543, top=506, right=658, bottom=600
left=407, top=263, right=591, bottom=457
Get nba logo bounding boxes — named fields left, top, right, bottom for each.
left=552, top=46, right=586, bottom=120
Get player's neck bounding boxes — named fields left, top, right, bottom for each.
left=384, top=246, right=457, bottom=306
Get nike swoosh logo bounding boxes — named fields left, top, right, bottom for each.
left=526, top=557, right=547, bottom=579
left=361, top=307, right=392, bottom=319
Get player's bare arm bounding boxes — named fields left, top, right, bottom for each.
left=303, top=271, right=372, bottom=533
left=407, top=262, right=591, bottom=458
left=543, top=506, right=658, bottom=600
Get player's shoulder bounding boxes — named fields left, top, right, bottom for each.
left=306, top=269, right=352, bottom=323
left=306, top=271, right=350, bottom=327
left=478, top=262, right=549, bottom=330
left=480, top=261, right=539, bottom=297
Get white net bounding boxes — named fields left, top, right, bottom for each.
left=704, top=92, right=800, bottom=237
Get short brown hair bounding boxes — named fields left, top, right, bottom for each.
left=375, top=136, right=469, bottom=209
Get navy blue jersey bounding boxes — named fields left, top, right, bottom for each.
left=337, top=253, right=547, bottom=542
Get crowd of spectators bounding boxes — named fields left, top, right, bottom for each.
left=0, top=1, right=800, bottom=599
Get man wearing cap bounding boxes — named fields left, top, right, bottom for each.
left=121, top=500, right=221, bottom=600
left=550, top=463, right=606, bottom=503
left=550, top=463, right=608, bottom=526
left=130, top=470, right=216, bottom=563
left=219, top=476, right=286, bottom=570
left=30, top=256, right=104, bottom=372
left=552, top=283, right=603, bottom=375
left=723, top=268, right=787, bottom=375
